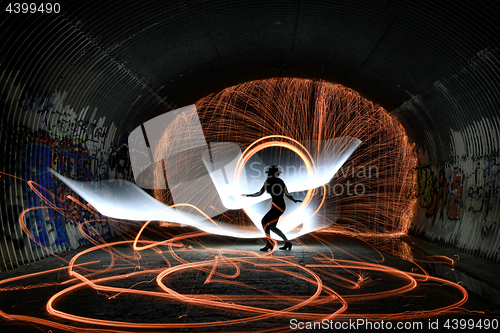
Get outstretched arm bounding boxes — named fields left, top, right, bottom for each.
left=284, top=185, right=303, bottom=203
left=242, top=183, right=266, bottom=197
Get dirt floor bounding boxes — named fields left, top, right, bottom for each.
left=1, top=227, right=499, bottom=332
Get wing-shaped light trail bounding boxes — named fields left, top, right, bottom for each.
left=50, top=133, right=361, bottom=239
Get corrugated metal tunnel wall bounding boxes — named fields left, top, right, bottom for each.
left=0, top=0, right=499, bottom=270
left=394, top=47, right=500, bottom=261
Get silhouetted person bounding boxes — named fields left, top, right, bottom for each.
left=242, top=165, right=302, bottom=251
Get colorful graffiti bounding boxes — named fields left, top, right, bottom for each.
left=411, top=157, right=500, bottom=258
left=24, top=134, right=112, bottom=252
left=0, top=75, right=130, bottom=270
left=413, top=163, right=434, bottom=210
left=1, top=131, right=134, bottom=269
left=413, top=164, right=464, bottom=221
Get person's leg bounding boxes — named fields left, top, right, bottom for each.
left=268, top=222, right=287, bottom=241
left=261, top=209, right=281, bottom=250
left=268, top=221, right=292, bottom=250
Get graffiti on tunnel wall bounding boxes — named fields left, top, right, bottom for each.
left=410, top=158, right=500, bottom=260
left=25, top=136, right=112, bottom=251
left=412, top=164, right=464, bottom=222
left=0, top=71, right=134, bottom=270
left=412, top=161, right=500, bottom=221
left=0, top=125, right=134, bottom=270
left=467, top=159, right=500, bottom=215
left=26, top=130, right=134, bottom=248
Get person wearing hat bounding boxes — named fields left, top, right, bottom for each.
left=242, top=165, right=302, bottom=251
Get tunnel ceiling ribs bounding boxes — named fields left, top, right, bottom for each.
left=1, top=0, right=499, bottom=135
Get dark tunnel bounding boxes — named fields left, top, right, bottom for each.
left=0, top=1, right=499, bottom=332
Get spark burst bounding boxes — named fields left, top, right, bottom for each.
left=176, top=77, right=418, bottom=237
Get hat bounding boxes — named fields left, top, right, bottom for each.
left=265, top=165, right=282, bottom=175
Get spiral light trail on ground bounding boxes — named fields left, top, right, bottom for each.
left=0, top=170, right=486, bottom=333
